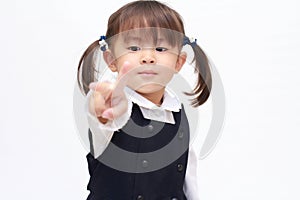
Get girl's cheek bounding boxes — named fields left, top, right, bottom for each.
left=119, top=61, right=132, bottom=76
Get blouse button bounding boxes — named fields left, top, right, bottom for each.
left=178, top=130, right=184, bottom=139
left=142, top=160, right=148, bottom=168
left=177, top=163, right=184, bottom=172
left=137, top=195, right=144, bottom=200
left=147, top=124, right=154, bottom=132
left=171, top=198, right=178, bottom=200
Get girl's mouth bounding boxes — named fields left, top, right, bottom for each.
left=138, top=70, right=158, bottom=76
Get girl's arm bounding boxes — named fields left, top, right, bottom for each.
left=85, top=62, right=132, bottom=157
left=183, top=145, right=201, bottom=200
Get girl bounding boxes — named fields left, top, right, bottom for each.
left=77, top=1, right=211, bottom=199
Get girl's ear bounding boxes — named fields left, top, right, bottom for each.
left=103, top=50, right=118, bottom=72
left=175, top=51, right=187, bottom=73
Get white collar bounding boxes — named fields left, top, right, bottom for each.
left=124, top=87, right=182, bottom=112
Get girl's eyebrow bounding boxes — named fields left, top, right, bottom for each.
left=124, top=35, right=166, bottom=45
left=157, top=38, right=166, bottom=43
left=125, top=36, right=142, bottom=43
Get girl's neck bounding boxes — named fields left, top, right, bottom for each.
left=137, top=88, right=165, bottom=106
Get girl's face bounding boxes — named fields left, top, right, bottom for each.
left=104, top=30, right=186, bottom=98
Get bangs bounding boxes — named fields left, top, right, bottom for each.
left=118, top=28, right=183, bottom=48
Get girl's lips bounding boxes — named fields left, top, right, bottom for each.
left=138, top=70, right=158, bottom=75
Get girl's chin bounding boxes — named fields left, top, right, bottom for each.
left=134, top=84, right=165, bottom=94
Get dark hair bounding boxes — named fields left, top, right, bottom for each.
left=77, top=0, right=212, bottom=106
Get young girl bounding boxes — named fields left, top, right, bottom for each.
left=77, top=1, right=211, bottom=199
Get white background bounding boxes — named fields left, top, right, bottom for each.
left=1, top=0, right=300, bottom=199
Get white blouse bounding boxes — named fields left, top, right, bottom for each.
left=86, top=87, right=200, bottom=200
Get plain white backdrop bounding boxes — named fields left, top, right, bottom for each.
left=1, top=0, right=300, bottom=199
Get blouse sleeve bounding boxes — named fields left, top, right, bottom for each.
left=183, top=145, right=201, bottom=200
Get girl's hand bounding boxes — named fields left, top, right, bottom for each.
left=88, top=62, right=130, bottom=123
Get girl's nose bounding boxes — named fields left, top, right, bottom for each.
left=140, top=50, right=156, bottom=64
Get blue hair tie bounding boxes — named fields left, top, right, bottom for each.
left=99, top=35, right=106, bottom=41
left=99, top=35, right=107, bottom=51
left=183, top=36, right=197, bottom=47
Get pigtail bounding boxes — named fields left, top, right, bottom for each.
left=185, top=44, right=212, bottom=107
left=77, top=40, right=100, bottom=95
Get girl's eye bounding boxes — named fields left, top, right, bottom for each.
left=155, top=47, right=168, bottom=52
left=127, top=46, right=141, bottom=51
